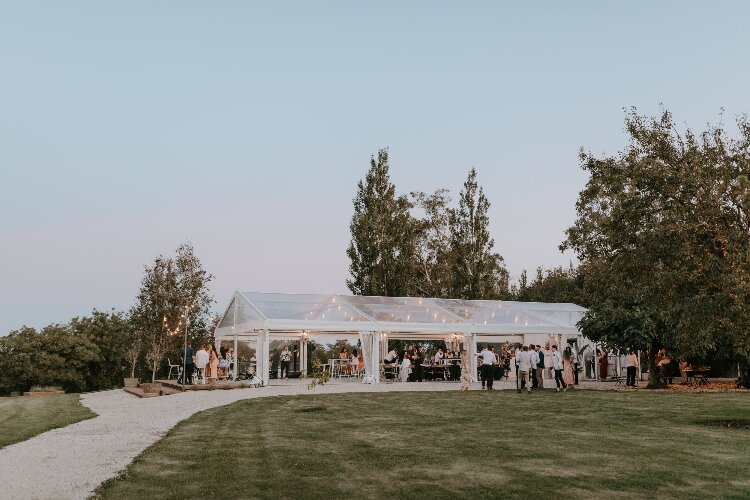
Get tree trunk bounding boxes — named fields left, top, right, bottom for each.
left=646, top=342, right=666, bottom=389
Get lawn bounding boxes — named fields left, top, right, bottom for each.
left=0, top=394, right=97, bottom=449
left=97, top=390, right=750, bottom=499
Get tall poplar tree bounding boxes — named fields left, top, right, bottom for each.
left=448, top=168, right=509, bottom=299
left=347, top=148, right=418, bottom=296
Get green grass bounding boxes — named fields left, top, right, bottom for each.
left=97, top=390, right=750, bottom=499
left=0, top=394, right=97, bottom=448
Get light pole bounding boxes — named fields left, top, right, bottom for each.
left=182, top=304, right=190, bottom=386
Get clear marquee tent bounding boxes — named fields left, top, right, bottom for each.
left=214, top=292, right=589, bottom=385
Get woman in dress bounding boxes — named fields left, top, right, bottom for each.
left=598, top=349, right=609, bottom=379
left=208, top=344, right=219, bottom=385
left=563, top=346, right=575, bottom=390
left=357, top=349, right=364, bottom=374
left=412, top=346, right=424, bottom=382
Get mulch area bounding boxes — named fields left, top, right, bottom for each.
left=665, top=381, right=747, bottom=392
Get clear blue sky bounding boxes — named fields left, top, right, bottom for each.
left=2, top=1, right=749, bottom=334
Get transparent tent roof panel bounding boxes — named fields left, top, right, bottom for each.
left=217, top=296, right=264, bottom=329
left=340, top=295, right=466, bottom=325
left=430, top=299, right=556, bottom=327
left=505, top=301, right=586, bottom=328
left=219, top=292, right=588, bottom=332
left=240, top=292, right=369, bottom=322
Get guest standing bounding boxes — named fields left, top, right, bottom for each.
left=535, top=345, right=545, bottom=389
left=598, top=349, right=609, bottom=379
left=516, top=346, right=533, bottom=394
left=529, top=344, right=540, bottom=388
left=563, top=346, right=575, bottom=390
left=195, top=345, right=209, bottom=384
left=208, top=344, right=219, bottom=385
left=476, top=345, right=497, bottom=390
left=625, top=350, right=639, bottom=387
left=412, top=346, right=424, bottom=382
left=279, top=345, right=291, bottom=379
left=178, top=343, right=195, bottom=385
left=584, top=345, right=595, bottom=379
left=551, top=345, right=565, bottom=392
left=572, top=343, right=580, bottom=385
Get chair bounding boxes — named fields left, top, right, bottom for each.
left=167, top=358, right=181, bottom=380
left=194, top=366, right=206, bottom=384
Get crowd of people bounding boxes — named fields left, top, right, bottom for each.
left=171, top=340, right=652, bottom=389
left=177, top=343, right=235, bottom=385
left=384, top=345, right=464, bottom=382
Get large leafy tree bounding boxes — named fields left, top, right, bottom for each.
left=347, top=149, right=419, bottom=296
left=448, top=168, right=509, bottom=299
left=131, top=243, right=214, bottom=382
left=563, top=109, right=750, bottom=386
left=0, top=324, right=99, bottom=394
left=70, top=310, right=131, bottom=390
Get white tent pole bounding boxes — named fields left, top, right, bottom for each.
left=593, top=342, right=599, bottom=381
left=233, top=334, right=238, bottom=381
left=616, top=352, right=621, bottom=377
left=636, top=349, right=642, bottom=381
left=372, top=331, right=380, bottom=384
left=301, top=333, right=308, bottom=377
left=256, top=329, right=270, bottom=386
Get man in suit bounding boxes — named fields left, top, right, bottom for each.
left=535, top=345, right=545, bottom=389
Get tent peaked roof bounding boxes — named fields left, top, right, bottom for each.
left=215, top=292, right=587, bottom=338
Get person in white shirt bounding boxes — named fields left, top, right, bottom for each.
left=476, top=345, right=497, bottom=390
left=194, top=345, right=209, bottom=385
left=516, top=346, right=533, bottom=394
left=399, top=352, right=411, bottom=382
left=625, top=350, right=639, bottom=387
left=435, top=348, right=444, bottom=364
left=584, top=345, right=595, bottom=379
left=514, top=347, right=522, bottom=386
left=529, top=345, right=540, bottom=389
left=551, top=345, right=565, bottom=391
left=384, top=349, right=398, bottom=365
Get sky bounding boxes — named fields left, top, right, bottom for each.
left=2, top=1, right=749, bottom=335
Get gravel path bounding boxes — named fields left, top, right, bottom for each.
left=0, top=380, right=487, bottom=500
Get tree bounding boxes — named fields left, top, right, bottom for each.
left=448, top=168, right=509, bottom=299
left=131, top=243, right=214, bottom=382
left=562, top=109, right=750, bottom=386
left=70, top=310, right=131, bottom=390
left=411, top=189, right=453, bottom=297
left=511, top=265, right=585, bottom=305
left=0, top=325, right=100, bottom=394
left=347, top=148, right=420, bottom=296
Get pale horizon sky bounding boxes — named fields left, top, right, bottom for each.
left=2, top=1, right=749, bottom=334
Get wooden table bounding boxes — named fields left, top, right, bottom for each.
left=684, top=369, right=710, bottom=385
